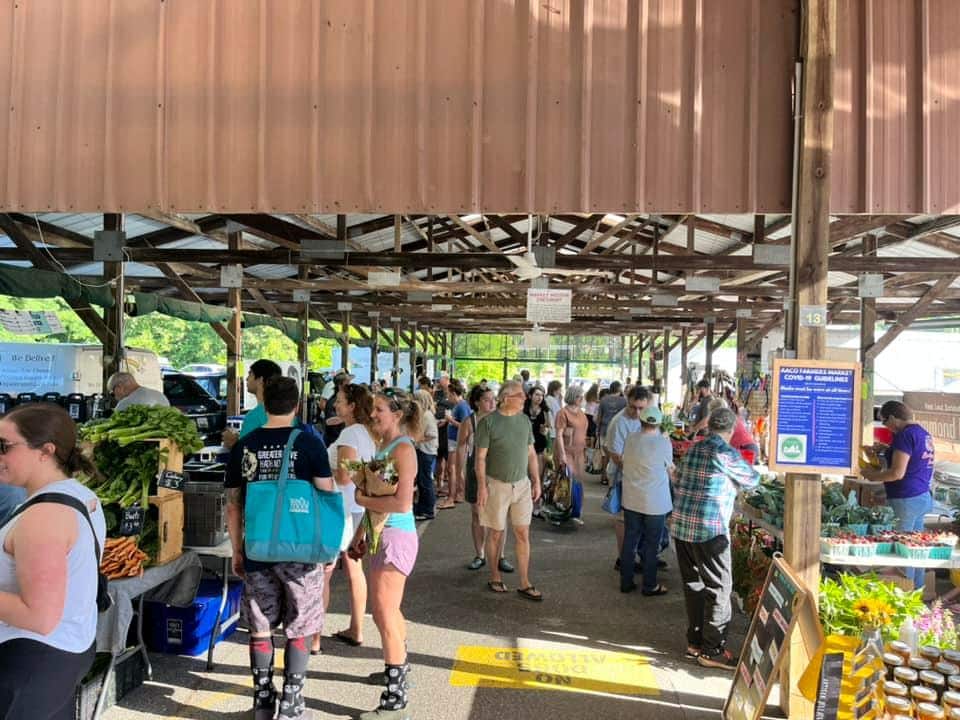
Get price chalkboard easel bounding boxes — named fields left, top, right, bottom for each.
left=723, top=554, right=823, bottom=720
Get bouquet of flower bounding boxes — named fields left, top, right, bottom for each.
left=915, top=600, right=958, bottom=649
left=341, top=458, right=399, bottom=554
left=819, top=572, right=924, bottom=641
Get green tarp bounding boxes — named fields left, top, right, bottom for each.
left=0, top=263, right=115, bottom=307
left=131, top=292, right=235, bottom=324
left=243, top=312, right=322, bottom=343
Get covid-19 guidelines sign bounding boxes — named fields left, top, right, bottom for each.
left=768, top=359, right=861, bottom=475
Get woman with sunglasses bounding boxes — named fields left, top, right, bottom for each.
left=316, top=383, right=377, bottom=654
left=351, top=391, right=421, bottom=720
left=0, top=403, right=105, bottom=719
left=861, top=400, right=935, bottom=589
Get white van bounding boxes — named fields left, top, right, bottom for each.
left=0, top=343, right=162, bottom=396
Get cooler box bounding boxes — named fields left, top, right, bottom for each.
left=144, top=579, right=242, bottom=656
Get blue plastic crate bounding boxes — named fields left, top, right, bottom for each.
left=144, top=578, right=242, bottom=656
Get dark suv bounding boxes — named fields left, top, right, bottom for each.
left=162, top=373, right=226, bottom=444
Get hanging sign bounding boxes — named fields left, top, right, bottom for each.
left=858, top=274, right=884, bottom=299
left=799, top=305, right=827, bottom=327
left=685, top=276, right=721, bottom=294
left=526, top=289, right=571, bottom=324
left=220, top=265, right=243, bottom=288
left=368, top=271, right=402, bottom=287
left=768, top=359, right=861, bottom=474
left=0, top=310, right=64, bottom=335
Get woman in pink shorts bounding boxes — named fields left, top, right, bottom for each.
left=351, top=390, right=420, bottom=720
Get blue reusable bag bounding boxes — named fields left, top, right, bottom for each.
left=601, top=480, right=622, bottom=515
left=244, top=428, right=346, bottom=564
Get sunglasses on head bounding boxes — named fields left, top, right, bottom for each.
left=0, top=438, right=26, bottom=455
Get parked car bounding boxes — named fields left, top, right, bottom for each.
left=162, top=373, right=225, bottom=444
left=189, top=371, right=229, bottom=411
left=178, top=363, right=226, bottom=375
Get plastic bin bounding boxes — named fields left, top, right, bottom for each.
left=143, top=578, right=242, bottom=656
left=183, top=480, right=228, bottom=547
left=75, top=650, right=146, bottom=720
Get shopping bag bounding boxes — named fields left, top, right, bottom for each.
left=601, top=480, right=622, bottom=514
left=245, top=429, right=346, bottom=564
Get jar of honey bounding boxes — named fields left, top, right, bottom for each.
left=944, top=690, right=960, bottom=710
left=896, top=667, right=920, bottom=686
left=912, top=684, right=938, bottom=705
left=949, top=674, right=960, bottom=692
left=948, top=707, right=960, bottom=720
left=917, top=702, right=945, bottom=720
left=890, top=640, right=914, bottom=664
left=912, top=657, right=935, bottom=673
left=885, top=695, right=913, bottom=716
left=938, top=662, right=960, bottom=678
left=885, top=652, right=907, bottom=679
left=943, top=649, right=960, bottom=665
left=920, top=646, right=943, bottom=663
left=884, top=680, right=910, bottom=698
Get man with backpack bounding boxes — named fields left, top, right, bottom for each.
left=226, top=377, right=334, bottom=720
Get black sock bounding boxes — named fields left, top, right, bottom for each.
left=279, top=636, right=310, bottom=717
left=250, top=637, right=275, bottom=707
left=379, top=662, right=409, bottom=710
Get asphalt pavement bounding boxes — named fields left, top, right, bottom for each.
left=102, top=475, right=771, bottom=720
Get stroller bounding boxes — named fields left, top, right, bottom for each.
left=538, top=462, right=583, bottom=527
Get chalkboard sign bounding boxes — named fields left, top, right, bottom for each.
left=723, top=555, right=820, bottom=720
left=158, top=469, right=185, bottom=491
left=118, top=507, right=145, bottom=536
left=768, top=359, right=861, bottom=475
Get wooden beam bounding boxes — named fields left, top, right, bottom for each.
left=704, top=322, right=715, bottom=379
left=746, top=314, right=782, bottom=346
left=860, top=235, right=877, bottom=445
left=579, top=214, right=640, bottom=255
left=865, top=275, right=957, bottom=361
left=101, top=213, right=125, bottom=392
left=0, top=214, right=112, bottom=346
left=553, top=214, right=604, bottom=250
left=155, top=262, right=235, bottom=346
left=711, top=323, right=736, bottom=352
left=446, top=215, right=501, bottom=253
left=226, top=231, right=243, bottom=416
left=246, top=288, right=283, bottom=320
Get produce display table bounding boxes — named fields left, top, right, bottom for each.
left=183, top=539, right=237, bottom=671
left=822, top=550, right=960, bottom=569
left=92, top=551, right=202, bottom=719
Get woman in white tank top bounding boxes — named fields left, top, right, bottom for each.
left=0, top=403, right=106, bottom=719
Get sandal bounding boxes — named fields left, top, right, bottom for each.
left=332, top=629, right=362, bottom=647
left=437, top=501, right=456, bottom=510
left=642, top=584, right=668, bottom=597
left=685, top=645, right=702, bottom=659
left=517, top=586, right=544, bottom=602
left=488, top=580, right=508, bottom=593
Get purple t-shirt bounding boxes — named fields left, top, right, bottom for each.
left=884, top=424, right=935, bottom=499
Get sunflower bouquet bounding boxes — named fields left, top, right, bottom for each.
left=819, top=572, right=925, bottom=641
left=341, top=458, right=399, bottom=554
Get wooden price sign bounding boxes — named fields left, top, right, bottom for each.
left=118, top=507, right=145, bottom=536
left=723, top=555, right=822, bottom=720
left=157, top=469, right=185, bottom=491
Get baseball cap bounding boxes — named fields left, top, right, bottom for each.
left=639, top=406, right=663, bottom=425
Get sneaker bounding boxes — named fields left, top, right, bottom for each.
left=467, top=556, right=486, bottom=571
left=254, top=692, right=278, bottom=720
left=414, top=514, right=434, bottom=522
left=697, top=648, right=737, bottom=670
left=620, top=582, right=637, bottom=594
left=498, top=558, right=515, bottom=573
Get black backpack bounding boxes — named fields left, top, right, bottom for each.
left=3, top=492, right=112, bottom=613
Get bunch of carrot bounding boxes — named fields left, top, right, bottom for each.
left=100, top=536, right=148, bottom=580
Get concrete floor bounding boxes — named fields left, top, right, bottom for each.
left=103, top=478, right=776, bottom=720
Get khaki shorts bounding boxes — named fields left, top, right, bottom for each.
left=480, top=477, right=533, bottom=531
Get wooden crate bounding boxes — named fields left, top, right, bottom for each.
left=155, top=439, right=184, bottom=500
left=148, top=493, right=183, bottom=565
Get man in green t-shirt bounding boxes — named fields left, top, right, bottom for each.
left=475, top=380, right=543, bottom=601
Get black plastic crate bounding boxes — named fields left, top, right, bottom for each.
left=75, top=650, right=146, bottom=720
left=183, top=480, right=228, bottom=547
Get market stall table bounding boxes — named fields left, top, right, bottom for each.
left=93, top=551, right=202, bottom=720
left=183, top=539, right=237, bottom=671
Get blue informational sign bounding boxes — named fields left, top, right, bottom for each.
left=773, top=361, right=859, bottom=472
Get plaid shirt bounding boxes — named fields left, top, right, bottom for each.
left=671, top=434, right=760, bottom=543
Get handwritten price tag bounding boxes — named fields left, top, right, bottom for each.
left=118, top=507, right=145, bottom=536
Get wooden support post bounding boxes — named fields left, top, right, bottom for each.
left=648, top=336, right=659, bottom=392
left=340, top=311, right=351, bottom=371
left=440, top=333, right=448, bottom=372
left=226, top=231, right=243, bottom=416
left=704, top=321, right=715, bottom=381
left=627, top=337, right=636, bottom=379
left=637, top=333, right=645, bottom=384
left=661, top=328, right=670, bottom=403
left=620, top=336, right=628, bottom=382
left=391, top=321, right=401, bottom=387
left=687, top=216, right=696, bottom=252
left=449, top=332, right=457, bottom=375
left=410, top=323, right=419, bottom=391
left=860, top=235, right=877, bottom=445
left=394, top=214, right=402, bottom=252
left=102, top=214, right=125, bottom=395
left=680, top=327, right=690, bottom=407
left=782, top=2, right=835, bottom=717
left=736, top=309, right=750, bottom=384
left=371, top=314, right=381, bottom=385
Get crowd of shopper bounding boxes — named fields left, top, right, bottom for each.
left=0, top=360, right=777, bottom=719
